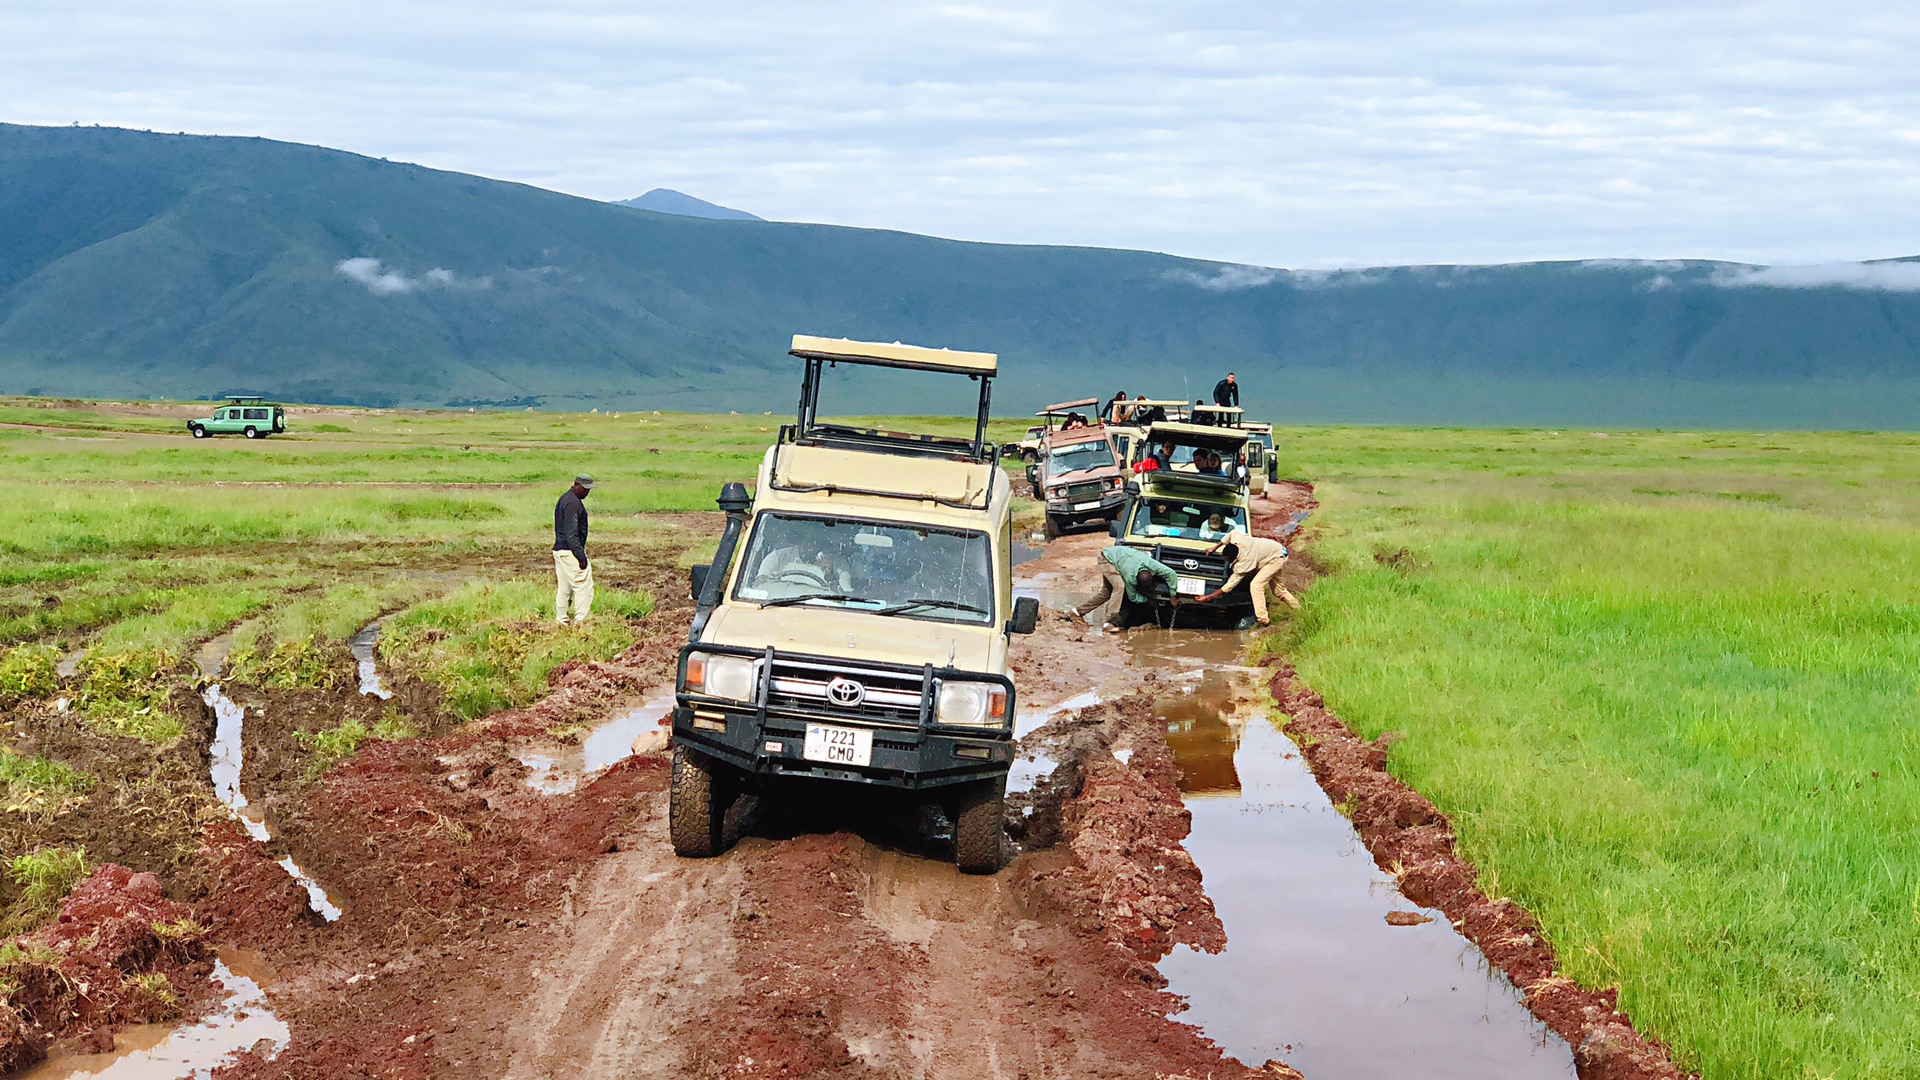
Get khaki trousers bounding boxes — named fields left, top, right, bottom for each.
left=553, top=550, right=594, bottom=623
left=1247, top=555, right=1299, bottom=623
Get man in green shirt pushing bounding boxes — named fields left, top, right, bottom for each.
left=1071, top=545, right=1181, bottom=630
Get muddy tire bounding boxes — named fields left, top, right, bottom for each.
left=190, top=424, right=207, bottom=438
left=1043, top=514, right=1064, bottom=540
left=952, top=776, right=1007, bottom=874
left=670, top=744, right=730, bottom=857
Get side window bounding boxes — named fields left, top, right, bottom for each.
left=244, top=408, right=268, bottom=420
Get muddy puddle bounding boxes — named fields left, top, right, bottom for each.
left=202, top=683, right=342, bottom=922
left=349, top=620, right=392, bottom=700
left=19, top=957, right=289, bottom=1079
left=520, top=687, right=675, bottom=795
left=1134, top=632, right=1577, bottom=1078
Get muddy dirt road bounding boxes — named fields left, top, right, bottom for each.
left=125, top=489, right=1307, bottom=1080
left=10, top=479, right=1612, bottom=1079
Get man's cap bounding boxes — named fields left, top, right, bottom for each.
left=574, top=474, right=596, bottom=489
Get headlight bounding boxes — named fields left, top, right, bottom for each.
left=686, top=653, right=757, bottom=702
left=936, top=681, right=1008, bottom=727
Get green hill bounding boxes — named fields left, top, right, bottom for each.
left=4, top=122, right=1920, bottom=426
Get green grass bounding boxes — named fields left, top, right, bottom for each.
left=3, top=846, right=88, bottom=935
left=0, top=643, right=57, bottom=703
left=0, top=748, right=92, bottom=815
left=1267, top=426, right=1920, bottom=1080
left=380, top=578, right=653, bottom=721
left=296, top=710, right=419, bottom=777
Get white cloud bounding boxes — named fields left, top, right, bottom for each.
left=4, top=2, right=1920, bottom=266
left=336, top=257, right=415, bottom=295
left=1164, top=265, right=1280, bottom=291
left=335, top=258, right=490, bottom=295
left=1709, top=261, right=1920, bottom=291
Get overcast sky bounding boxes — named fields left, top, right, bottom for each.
left=4, top=1, right=1917, bottom=268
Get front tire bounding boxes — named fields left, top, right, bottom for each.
left=952, top=776, right=1007, bottom=874
left=190, top=425, right=207, bottom=439
left=670, top=744, right=731, bottom=857
left=243, top=426, right=260, bottom=439
left=1042, top=514, right=1064, bottom=540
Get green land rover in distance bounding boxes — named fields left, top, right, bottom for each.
left=188, top=397, right=286, bottom=439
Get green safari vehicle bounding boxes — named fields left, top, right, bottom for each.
left=188, top=397, right=286, bottom=439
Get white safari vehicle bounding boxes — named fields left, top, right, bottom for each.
left=671, top=335, right=1039, bottom=873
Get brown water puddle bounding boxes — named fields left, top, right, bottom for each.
left=16, top=953, right=288, bottom=1079
left=1131, top=632, right=1578, bottom=1079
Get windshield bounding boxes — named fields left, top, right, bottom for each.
left=1144, top=443, right=1242, bottom=476
left=1048, top=439, right=1115, bottom=473
left=733, top=513, right=995, bottom=625
left=1127, top=499, right=1248, bottom=542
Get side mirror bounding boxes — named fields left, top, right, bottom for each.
left=1107, top=519, right=1123, bottom=539
left=1008, top=596, right=1040, bottom=635
left=688, top=565, right=710, bottom=601
left=1123, top=481, right=1139, bottom=497
left=1025, top=464, right=1039, bottom=487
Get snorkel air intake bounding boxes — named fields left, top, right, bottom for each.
left=689, top=481, right=752, bottom=642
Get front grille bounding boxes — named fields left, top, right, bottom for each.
left=1066, top=481, right=1109, bottom=500
left=1154, top=546, right=1232, bottom=582
left=763, top=657, right=929, bottom=727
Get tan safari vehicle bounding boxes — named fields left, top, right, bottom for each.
left=672, top=335, right=1040, bottom=873
left=1105, top=398, right=1191, bottom=469
left=1190, top=404, right=1265, bottom=495
left=1110, top=419, right=1256, bottom=628
left=1023, top=397, right=1127, bottom=537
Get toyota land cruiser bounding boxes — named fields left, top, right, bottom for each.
left=671, top=336, right=1039, bottom=873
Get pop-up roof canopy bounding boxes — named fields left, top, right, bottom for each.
left=1142, top=421, right=1252, bottom=452
left=1038, top=397, right=1100, bottom=416
left=785, top=333, right=1000, bottom=464
left=790, top=335, right=998, bottom=376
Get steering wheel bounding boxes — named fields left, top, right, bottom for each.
left=772, top=566, right=830, bottom=588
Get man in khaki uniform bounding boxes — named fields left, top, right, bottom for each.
left=553, top=475, right=594, bottom=624
left=1193, top=527, right=1298, bottom=626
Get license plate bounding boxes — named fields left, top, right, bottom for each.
left=1074, top=500, right=1101, bottom=511
left=1177, top=577, right=1206, bottom=596
left=803, top=723, right=873, bottom=767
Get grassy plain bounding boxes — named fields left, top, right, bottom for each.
left=1266, top=426, right=1920, bottom=1080
left=3, top=401, right=1914, bottom=1077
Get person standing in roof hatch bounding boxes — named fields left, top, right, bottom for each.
left=1213, top=372, right=1240, bottom=409
left=554, top=474, right=595, bottom=624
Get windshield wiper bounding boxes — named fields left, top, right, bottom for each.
left=757, top=592, right=878, bottom=609
left=876, top=598, right=989, bottom=616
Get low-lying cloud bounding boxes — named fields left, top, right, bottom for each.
left=1164, top=265, right=1280, bottom=291
left=1709, top=262, right=1920, bottom=292
left=335, top=257, right=492, bottom=295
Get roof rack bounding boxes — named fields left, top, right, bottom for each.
left=786, top=334, right=998, bottom=464
left=790, top=335, right=997, bottom=376
left=223, top=395, right=267, bottom=404
left=1038, top=397, right=1100, bottom=416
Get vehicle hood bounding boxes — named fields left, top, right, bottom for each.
left=699, top=603, right=1004, bottom=674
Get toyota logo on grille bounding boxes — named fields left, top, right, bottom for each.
left=827, top=677, right=866, bottom=707
left=1183, top=558, right=1199, bottom=570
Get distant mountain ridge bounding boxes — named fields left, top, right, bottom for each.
left=4, top=122, right=1920, bottom=426
left=614, top=188, right=762, bottom=221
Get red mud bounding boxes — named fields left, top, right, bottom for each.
left=0, top=865, right=217, bottom=1072
left=1264, top=479, right=1693, bottom=1080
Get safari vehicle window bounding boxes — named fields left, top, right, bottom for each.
left=1047, top=440, right=1115, bottom=472
left=1127, top=500, right=1247, bottom=542
left=243, top=408, right=268, bottom=420
left=734, top=513, right=994, bottom=625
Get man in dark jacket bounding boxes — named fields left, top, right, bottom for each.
left=553, top=475, right=594, bottom=624
left=1212, top=372, right=1240, bottom=409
